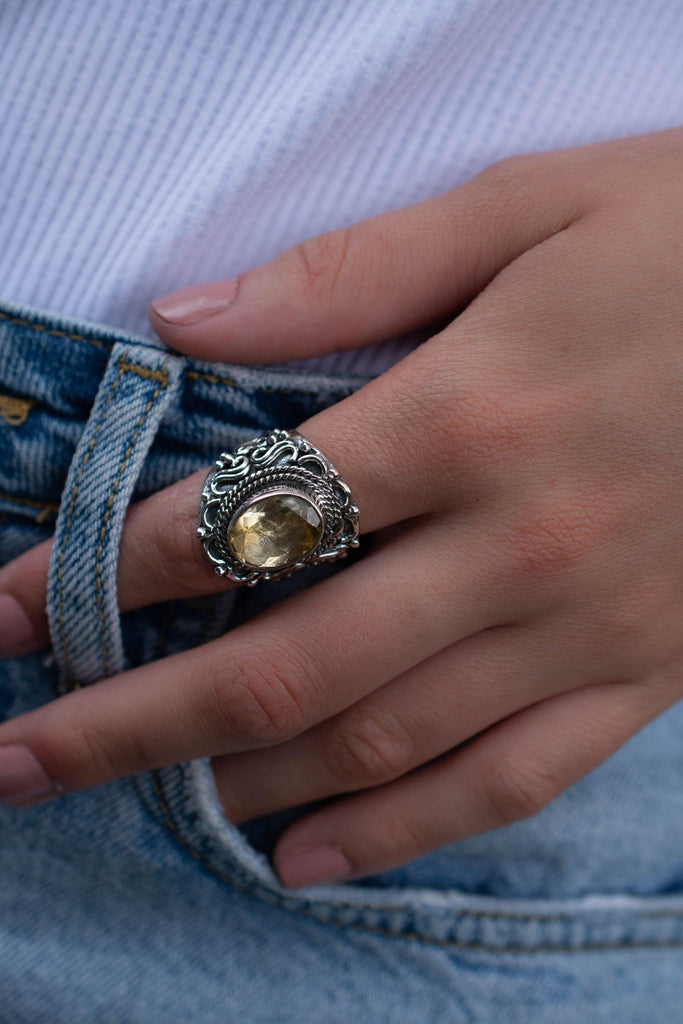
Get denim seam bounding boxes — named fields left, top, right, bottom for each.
left=1, top=311, right=354, bottom=399
left=117, top=358, right=169, bottom=385
left=185, top=369, right=237, bottom=388
left=149, top=771, right=683, bottom=951
left=0, top=491, right=59, bottom=523
left=185, top=367, right=335, bottom=397
left=93, top=357, right=169, bottom=676
left=150, top=613, right=683, bottom=944
left=0, top=311, right=106, bottom=348
left=56, top=358, right=128, bottom=681
left=57, top=351, right=168, bottom=682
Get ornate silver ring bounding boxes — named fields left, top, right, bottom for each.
left=197, top=428, right=360, bottom=585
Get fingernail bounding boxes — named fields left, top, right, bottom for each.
left=276, top=843, right=354, bottom=889
left=0, top=744, right=58, bottom=808
left=0, top=594, right=35, bottom=655
left=150, top=278, right=239, bottom=325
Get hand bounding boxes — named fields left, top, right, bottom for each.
left=1, top=128, right=682, bottom=890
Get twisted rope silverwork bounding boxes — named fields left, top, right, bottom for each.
left=197, top=429, right=360, bottom=585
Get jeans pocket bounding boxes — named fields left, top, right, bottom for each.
left=141, top=752, right=683, bottom=956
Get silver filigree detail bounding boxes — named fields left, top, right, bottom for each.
left=197, top=429, right=360, bottom=585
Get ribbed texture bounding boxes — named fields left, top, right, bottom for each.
left=1, top=0, right=682, bottom=376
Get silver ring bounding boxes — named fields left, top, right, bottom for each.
left=197, top=428, right=360, bottom=585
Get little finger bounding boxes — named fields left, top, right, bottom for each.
left=272, top=675, right=673, bottom=887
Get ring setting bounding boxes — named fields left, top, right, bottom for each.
left=197, top=429, right=359, bottom=585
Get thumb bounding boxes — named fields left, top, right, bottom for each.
left=149, top=152, right=581, bottom=364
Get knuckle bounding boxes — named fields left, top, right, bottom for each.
left=31, top=715, right=122, bottom=790
left=472, top=149, right=588, bottom=231
left=209, top=643, right=317, bottom=746
left=479, top=755, right=562, bottom=826
left=429, top=383, right=540, bottom=488
left=474, top=152, right=550, bottom=204
left=288, top=227, right=353, bottom=302
left=450, top=388, right=523, bottom=462
left=326, top=708, right=416, bottom=787
left=503, top=495, right=606, bottom=582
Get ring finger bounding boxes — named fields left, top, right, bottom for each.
left=0, top=338, right=490, bottom=654
left=211, top=617, right=608, bottom=825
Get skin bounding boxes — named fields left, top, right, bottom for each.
left=0, top=127, right=682, bottom=888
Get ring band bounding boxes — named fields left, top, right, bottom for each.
left=197, top=428, right=360, bottom=585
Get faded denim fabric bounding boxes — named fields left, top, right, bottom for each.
left=0, top=299, right=682, bottom=1023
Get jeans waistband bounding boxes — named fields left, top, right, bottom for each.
left=0, top=299, right=369, bottom=423
left=0, top=299, right=368, bottom=509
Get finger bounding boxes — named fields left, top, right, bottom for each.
left=4, top=171, right=577, bottom=654
left=0, top=468, right=226, bottom=653
left=271, top=674, right=673, bottom=888
left=0, top=303, right=508, bottom=656
left=0, top=518, right=510, bottom=802
left=212, top=621, right=595, bottom=825
left=0, top=542, right=52, bottom=655
left=148, top=152, right=585, bottom=363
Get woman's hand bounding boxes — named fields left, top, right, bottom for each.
left=1, top=127, right=682, bottom=889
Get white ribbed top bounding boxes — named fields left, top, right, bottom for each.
left=1, top=0, right=682, bottom=375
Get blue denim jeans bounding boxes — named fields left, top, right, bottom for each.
left=1, top=299, right=682, bottom=1022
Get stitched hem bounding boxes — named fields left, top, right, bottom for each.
left=149, top=767, right=683, bottom=953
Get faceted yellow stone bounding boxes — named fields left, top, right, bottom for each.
left=229, top=493, right=323, bottom=569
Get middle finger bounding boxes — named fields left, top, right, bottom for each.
left=0, top=517, right=510, bottom=799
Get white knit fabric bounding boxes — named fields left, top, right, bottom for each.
left=1, top=0, right=682, bottom=375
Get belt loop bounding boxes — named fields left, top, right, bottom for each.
left=46, top=341, right=183, bottom=690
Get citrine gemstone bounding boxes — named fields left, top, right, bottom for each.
left=229, top=493, right=323, bottom=569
